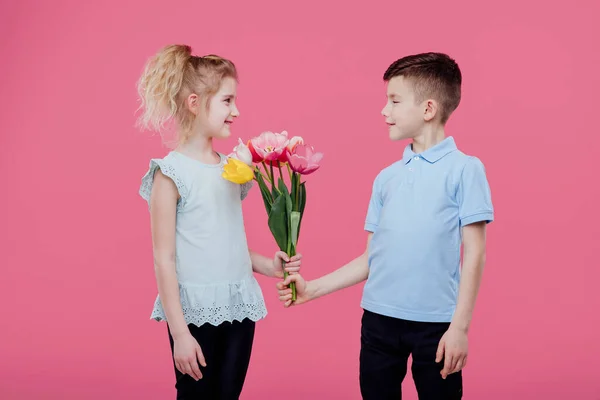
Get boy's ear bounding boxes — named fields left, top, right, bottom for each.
left=423, top=99, right=438, bottom=122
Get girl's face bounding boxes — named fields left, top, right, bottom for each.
left=194, top=77, right=240, bottom=139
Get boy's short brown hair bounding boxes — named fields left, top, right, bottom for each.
left=384, top=53, right=462, bottom=123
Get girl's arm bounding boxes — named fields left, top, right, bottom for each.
left=150, top=170, right=205, bottom=381
left=249, top=249, right=302, bottom=278
left=150, top=170, right=188, bottom=338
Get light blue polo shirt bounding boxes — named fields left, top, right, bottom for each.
left=361, top=136, right=494, bottom=323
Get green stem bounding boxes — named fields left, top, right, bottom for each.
left=271, top=163, right=282, bottom=194
left=262, top=162, right=271, bottom=181
left=262, top=161, right=280, bottom=194
left=277, top=163, right=284, bottom=185
left=295, top=173, right=300, bottom=207
left=254, top=166, right=270, bottom=183
left=283, top=242, right=297, bottom=301
left=286, top=163, right=293, bottom=183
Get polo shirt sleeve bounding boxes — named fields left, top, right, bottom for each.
left=364, top=173, right=383, bottom=232
left=457, top=157, right=494, bottom=226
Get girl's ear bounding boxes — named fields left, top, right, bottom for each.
left=186, top=93, right=200, bottom=116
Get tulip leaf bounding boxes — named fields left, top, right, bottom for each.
left=256, top=172, right=272, bottom=215
left=268, top=193, right=288, bottom=253
left=290, top=211, right=301, bottom=251
left=278, top=178, right=292, bottom=217
left=299, top=182, right=306, bottom=215
left=291, top=172, right=299, bottom=212
left=270, top=162, right=277, bottom=199
left=296, top=182, right=307, bottom=241
left=276, top=177, right=294, bottom=255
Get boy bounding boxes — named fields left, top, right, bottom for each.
left=277, top=53, right=493, bottom=399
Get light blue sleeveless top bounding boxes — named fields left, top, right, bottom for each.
left=139, top=151, right=267, bottom=327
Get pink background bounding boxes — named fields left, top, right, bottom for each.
left=2, top=0, right=599, bottom=399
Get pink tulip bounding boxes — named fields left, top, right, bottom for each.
left=287, top=143, right=323, bottom=175
left=247, top=140, right=264, bottom=163
left=279, top=136, right=304, bottom=163
left=249, top=131, right=289, bottom=162
left=228, top=138, right=253, bottom=166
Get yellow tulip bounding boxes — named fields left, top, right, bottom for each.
left=222, top=157, right=255, bottom=184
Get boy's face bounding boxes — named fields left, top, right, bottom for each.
left=381, top=76, right=424, bottom=141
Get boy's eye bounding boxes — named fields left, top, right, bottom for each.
left=392, top=101, right=400, bottom=104
left=224, top=98, right=231, bottom=103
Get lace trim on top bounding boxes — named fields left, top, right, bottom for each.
left=150, top=278, right=268, bottom=327
left=139, top=159, right=187, bottom=211
left=240, top=180, right=254, bottom=201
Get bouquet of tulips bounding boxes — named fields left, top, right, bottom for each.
left=222, top=131, right=323, bottom=300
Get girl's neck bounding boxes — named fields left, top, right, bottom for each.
left=175, top=134, right=220, bottom=164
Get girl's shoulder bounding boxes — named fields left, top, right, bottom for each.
left=139, top=152, right=188, bottom=210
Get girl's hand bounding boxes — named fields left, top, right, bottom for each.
left=272, top=251, right=302, bottom=279
left=173, top=332, right=206, bottom=381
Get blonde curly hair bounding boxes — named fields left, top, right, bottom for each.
left=136, top=44, right=237, bottom=142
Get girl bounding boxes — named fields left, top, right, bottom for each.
left=136, top=44, right=301, bottom=399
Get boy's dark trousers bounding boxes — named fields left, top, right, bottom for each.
left=167, top=318, right=255, bottom=400
left=360, top=309, right=463, bottom=400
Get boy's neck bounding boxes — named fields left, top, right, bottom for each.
left=411, top=124, right=446, bottom=154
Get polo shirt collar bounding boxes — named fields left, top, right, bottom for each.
left=402, top=136, right=458, bottom=164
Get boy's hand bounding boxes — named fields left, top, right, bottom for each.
left=272, top=251, right=302, bottom=279
left=276, top=273, right=309, bottom=307
left=436, top=327, right=468, bottom=379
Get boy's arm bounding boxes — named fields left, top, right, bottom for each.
left=451, top=221, right=487, bottom=333
left=437, top=221, right=487, bottom=379
left=249, top=249, right=302, bottom=278
left=277, top=233, right=372, bottom=307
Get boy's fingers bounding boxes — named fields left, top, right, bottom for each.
left=435, top=340, right=445, bottom=363
left=278, top=288, right=292, bottom=296
left=452, top=358, right=463, bottom=373
left=454, top=354, right=467, bottom=373
left=284, top=299, right=292, bottom=307
left=442, top=353, right=454, bottom=379
left=285, top=266, right=301, bottom=272
left=279, top=294, right=292, bottom=302
left=448, top=353, right=460, bottom=374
